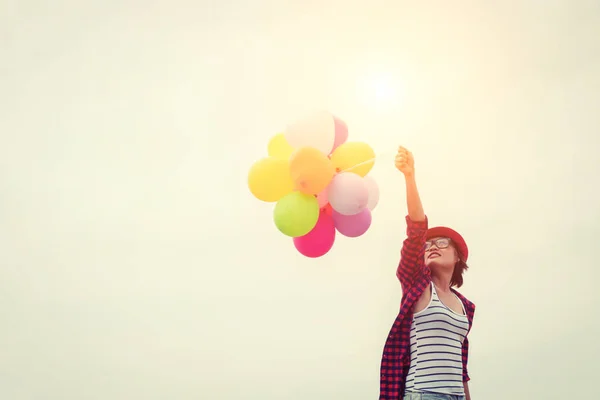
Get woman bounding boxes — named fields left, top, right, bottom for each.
left=379, top=146, right=476, bottom=400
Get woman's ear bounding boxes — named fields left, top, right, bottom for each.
left=453, top=248, right=460, bottom=262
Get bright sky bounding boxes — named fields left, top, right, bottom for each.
left=2, top=1, right=599, bottom=399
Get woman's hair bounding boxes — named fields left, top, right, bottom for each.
left=451, top=259, right=469, bottom=288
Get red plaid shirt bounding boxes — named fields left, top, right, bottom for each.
left=379, top=215, right=476, bottom=400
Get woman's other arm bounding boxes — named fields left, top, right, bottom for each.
left=395, top=147, right=428, bottom=290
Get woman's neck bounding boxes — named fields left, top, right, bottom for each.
left=431, top=274, right=452, bottom=293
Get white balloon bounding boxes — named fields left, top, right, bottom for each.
left=364, top=175, right=380, bottom=210
left=284, top=111, right=335, bottom=155
left=327, top=172, right=369, bottom=216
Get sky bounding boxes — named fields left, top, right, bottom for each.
left=1, top=1, right=599, bottom=399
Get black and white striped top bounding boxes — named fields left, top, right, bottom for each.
left=405, top=282, right=469, bottom=396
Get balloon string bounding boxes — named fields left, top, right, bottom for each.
left=338, top=151, right=394, bottom=173
left=340, top=158, right=376, bottom=172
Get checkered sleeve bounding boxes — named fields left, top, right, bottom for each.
left=462, top=302, right=475, bottom=382
left=461, top=336, right=470, bottom=382
left=395, top=215, right=428, bottom=292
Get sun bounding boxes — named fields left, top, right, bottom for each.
left=358, top=71, right=404, bottom=112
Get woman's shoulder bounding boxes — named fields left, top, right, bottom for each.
left=452, top=288, right=476, bottom=311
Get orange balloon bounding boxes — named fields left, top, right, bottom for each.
left=289, top=147, right=335, bottom=195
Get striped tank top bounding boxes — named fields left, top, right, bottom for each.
left=405, top=282, right=469, bottom=396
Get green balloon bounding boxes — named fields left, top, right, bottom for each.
left=273, top=192, right=319, bottom=237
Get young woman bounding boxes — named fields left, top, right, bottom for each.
left=379, top=146, right=476, bottom=400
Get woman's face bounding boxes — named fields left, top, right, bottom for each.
left=424, top=237, right=459, bottom=268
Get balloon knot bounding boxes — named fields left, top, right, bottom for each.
left=335, top=167, right=341, bottom=173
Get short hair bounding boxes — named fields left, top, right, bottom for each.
left=451, top=259, right=468, bottom=288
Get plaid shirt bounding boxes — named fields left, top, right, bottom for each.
left=379, top=215, right=476, bottom=400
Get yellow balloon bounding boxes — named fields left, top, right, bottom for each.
left=267, top=133, right=294, bottom=160
left=330, top=141, right=376, bottom=177
left=289, top=147, right=335, bottom=195
left=248, top=157, right=294, bottom=202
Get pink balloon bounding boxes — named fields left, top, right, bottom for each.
left=327, top=172, right=368, bottom=215
left=330, top=116, right=348, bottom=154
left=333, top=208, right=372, bottom=237
left=316, top=187, right=329, bottom=208
left=364, top=175, right=380, bottom=210
left=293, top=210, right=336, bottom=258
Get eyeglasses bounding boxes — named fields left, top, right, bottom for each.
left=425, top=238, right=451, bottom=250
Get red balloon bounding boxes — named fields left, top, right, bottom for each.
left=293, top=210, right=336, bottom=258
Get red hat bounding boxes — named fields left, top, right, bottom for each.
left=426, top=226, right=469, bottom=262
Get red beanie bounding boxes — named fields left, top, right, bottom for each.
left=426, top=226, right=469, bottom=262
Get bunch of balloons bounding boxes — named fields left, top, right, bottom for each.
left=247, top=111, right=380, bottom=258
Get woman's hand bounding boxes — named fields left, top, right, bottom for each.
left=396, top=146, right=424, bottom=221
left=395, top=146, right=415, bottom=177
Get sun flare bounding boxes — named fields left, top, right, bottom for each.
left=358, top=72, right=404, bottom=112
